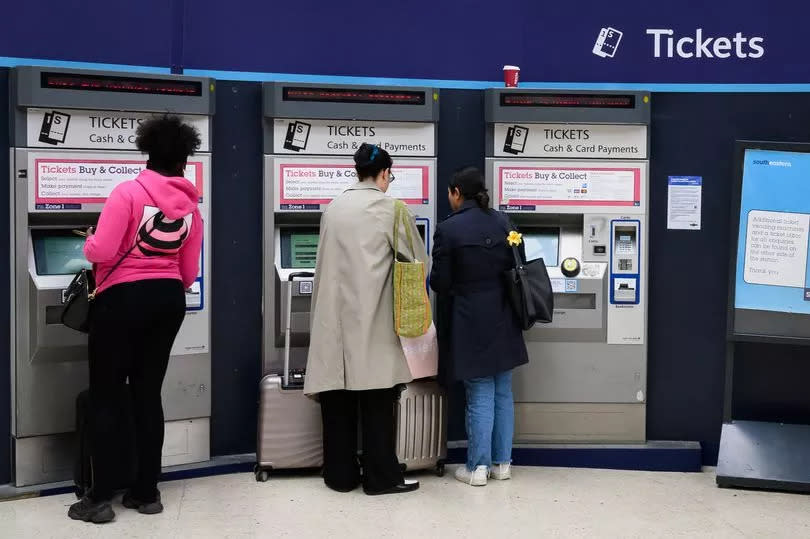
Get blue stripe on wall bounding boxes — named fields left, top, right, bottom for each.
left=0, top=57, right=170, bottom=74
left=1, top=56, right=809, bottom=92
left=184, top=68, right=810, bottom=93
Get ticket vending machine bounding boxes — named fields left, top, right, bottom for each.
left=9, top=67, right=215, bottom=486
left=262, top=83, right=438, bottom=378
left=485, top=90, right=650, bottom=442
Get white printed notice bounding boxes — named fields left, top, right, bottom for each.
left=34, top=158, right=203, bottom=205
left=498, top=165, right=640, bottom=207
left=667, top=176, right=702, bottom=230
left=278, top=163, right=429, bottom=207
left=743, top=210, right=810, bottom=287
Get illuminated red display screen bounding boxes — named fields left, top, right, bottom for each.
left=283, top=87, right=425, bottom=105
left=41, top=72, right=202, bottom=96
left=501, top=93, right=636, bottom=109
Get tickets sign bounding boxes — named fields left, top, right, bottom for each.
left=34, top=158, right=204, bottom=206
left=273, top=119, right=435, bottom=156
left=498, top=164, right=641, bottom=207
left=279, top=163, right=430, bottom=206
left=26, top=108, right=210, bottom=151
left=494, top=123, right=648, bottom=159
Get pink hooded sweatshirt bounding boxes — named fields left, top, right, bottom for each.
left=84, top=169, right=203, bottom=294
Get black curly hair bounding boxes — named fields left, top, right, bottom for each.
left=135, top=115, right=202, bottom=176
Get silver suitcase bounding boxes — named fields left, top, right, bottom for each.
left=395, top=380, right=448, bottom=476
left=255, top=272, right=323, bottom=482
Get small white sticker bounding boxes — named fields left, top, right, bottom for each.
left=636, top=390, right=645, bottom=402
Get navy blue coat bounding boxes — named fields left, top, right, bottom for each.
left=430, top=201, right=529, bottom=383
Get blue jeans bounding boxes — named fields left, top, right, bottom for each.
left=463, top=370, right=514, bottom=470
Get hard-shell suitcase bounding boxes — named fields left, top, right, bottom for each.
left=255, top=272, right=323, bottom=482
left=74, top=387, right=138, bottom=498
left=395, top=379, right=447, bottom=476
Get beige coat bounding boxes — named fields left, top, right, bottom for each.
left=304, top=181, right=428, bottom=396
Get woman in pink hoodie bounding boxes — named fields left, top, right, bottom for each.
left=69, top=116, right=203, bottom=523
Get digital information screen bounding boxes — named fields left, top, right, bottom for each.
left=500, top=93, right=635, bottom=109
left=523, top=228, right=560, bottom=267
left=281, top=229, right=319, bottom=268
left=41, top=72, right=202, bottom=96
left=733, top=146, right=810, bottom=340
left=32, top=230, right=91, bottom=275
left=283, top=87, right=425, bottom=105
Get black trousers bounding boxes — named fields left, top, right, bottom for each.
left=88, top=279, right=186, bottom=502
left=319, top=388, right=403, bottom=493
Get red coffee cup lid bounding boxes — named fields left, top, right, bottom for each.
left=503, top=65, right=521, bottom=71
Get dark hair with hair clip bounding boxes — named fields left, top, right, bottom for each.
left=449, top=166, right=490, bottom=210
left=136, top=114, right=202, bottom=176
left=353, top=143, right=393, bottom=181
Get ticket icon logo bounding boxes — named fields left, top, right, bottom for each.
left=593, top=27, right=623, bottom=58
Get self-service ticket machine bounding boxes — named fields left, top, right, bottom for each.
left=9, top=67, right=215, bottom=486
left=262, top=83, right=438, bottom=378
left=485, top=90, right=650, bottom=442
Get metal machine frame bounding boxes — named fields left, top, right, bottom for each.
left=261, top=81, right=439, bottom=377
left=9, top=66, right=215, bottom=486
left=484, top=89, right=651, bottom=443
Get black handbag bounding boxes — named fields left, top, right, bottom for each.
left=61, top=269, right=97, bottom=333
left=502, top=244, right=554, bottom=330
left=61, top=230, right=146, bottom=333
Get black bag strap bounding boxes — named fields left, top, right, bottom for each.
left=91, top=224, right=153, bottom=297
left=92, top=179, right=164, bottom=297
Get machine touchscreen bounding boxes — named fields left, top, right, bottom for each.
left=522, top=228, right=560, bottom=267
left=280, top=228, right=319, bottom=268
left=32, top=230, right=92, bottom=275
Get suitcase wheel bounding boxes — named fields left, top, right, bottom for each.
left=436, top=461, right=445, bottom=477
left=254, top=464, right=272, bottom=482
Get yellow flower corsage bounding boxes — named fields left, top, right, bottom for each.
left=507, top=230, right=523, bottom=246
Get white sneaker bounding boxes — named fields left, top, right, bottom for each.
left=455, top=465, right=488, bottom=486
left=489, top=463, right=512, bottom=480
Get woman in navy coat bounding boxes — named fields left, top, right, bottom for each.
left=430, top=167, right=528, bottom=487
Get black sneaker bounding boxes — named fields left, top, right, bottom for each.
left=122, top=491, right=163, bottom=515
left=68, top=497, right=115, bottom=523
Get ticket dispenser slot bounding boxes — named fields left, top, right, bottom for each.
left=610, top=221, right=640, bottom=304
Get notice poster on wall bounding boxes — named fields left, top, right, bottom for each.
left=32, top=157, right=203, bottom=207
left=277, top=162, right=430, bottom=207
left=497, top=162, right=641, bottom=208
left=735, top=149, right=810, bottom=317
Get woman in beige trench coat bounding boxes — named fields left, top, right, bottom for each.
left=304, top=143, right=428, bottom=496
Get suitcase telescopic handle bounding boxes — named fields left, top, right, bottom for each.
left=284, top=272, right=315, bottom=387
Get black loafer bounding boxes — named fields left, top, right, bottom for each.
left=364, top=480, right=420, bottom=496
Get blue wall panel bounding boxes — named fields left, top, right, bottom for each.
left=210, top=81, right=264, bottom=457
left=180, top=0, right=807, bottom=84
left=646, top=93, right=810, bottom=464
left=0, top=1, right=173, bottom=68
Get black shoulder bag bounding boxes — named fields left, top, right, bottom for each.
left=500, top=218, right=554, bottom=330
left=62, top=227, right=149, bottom=333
